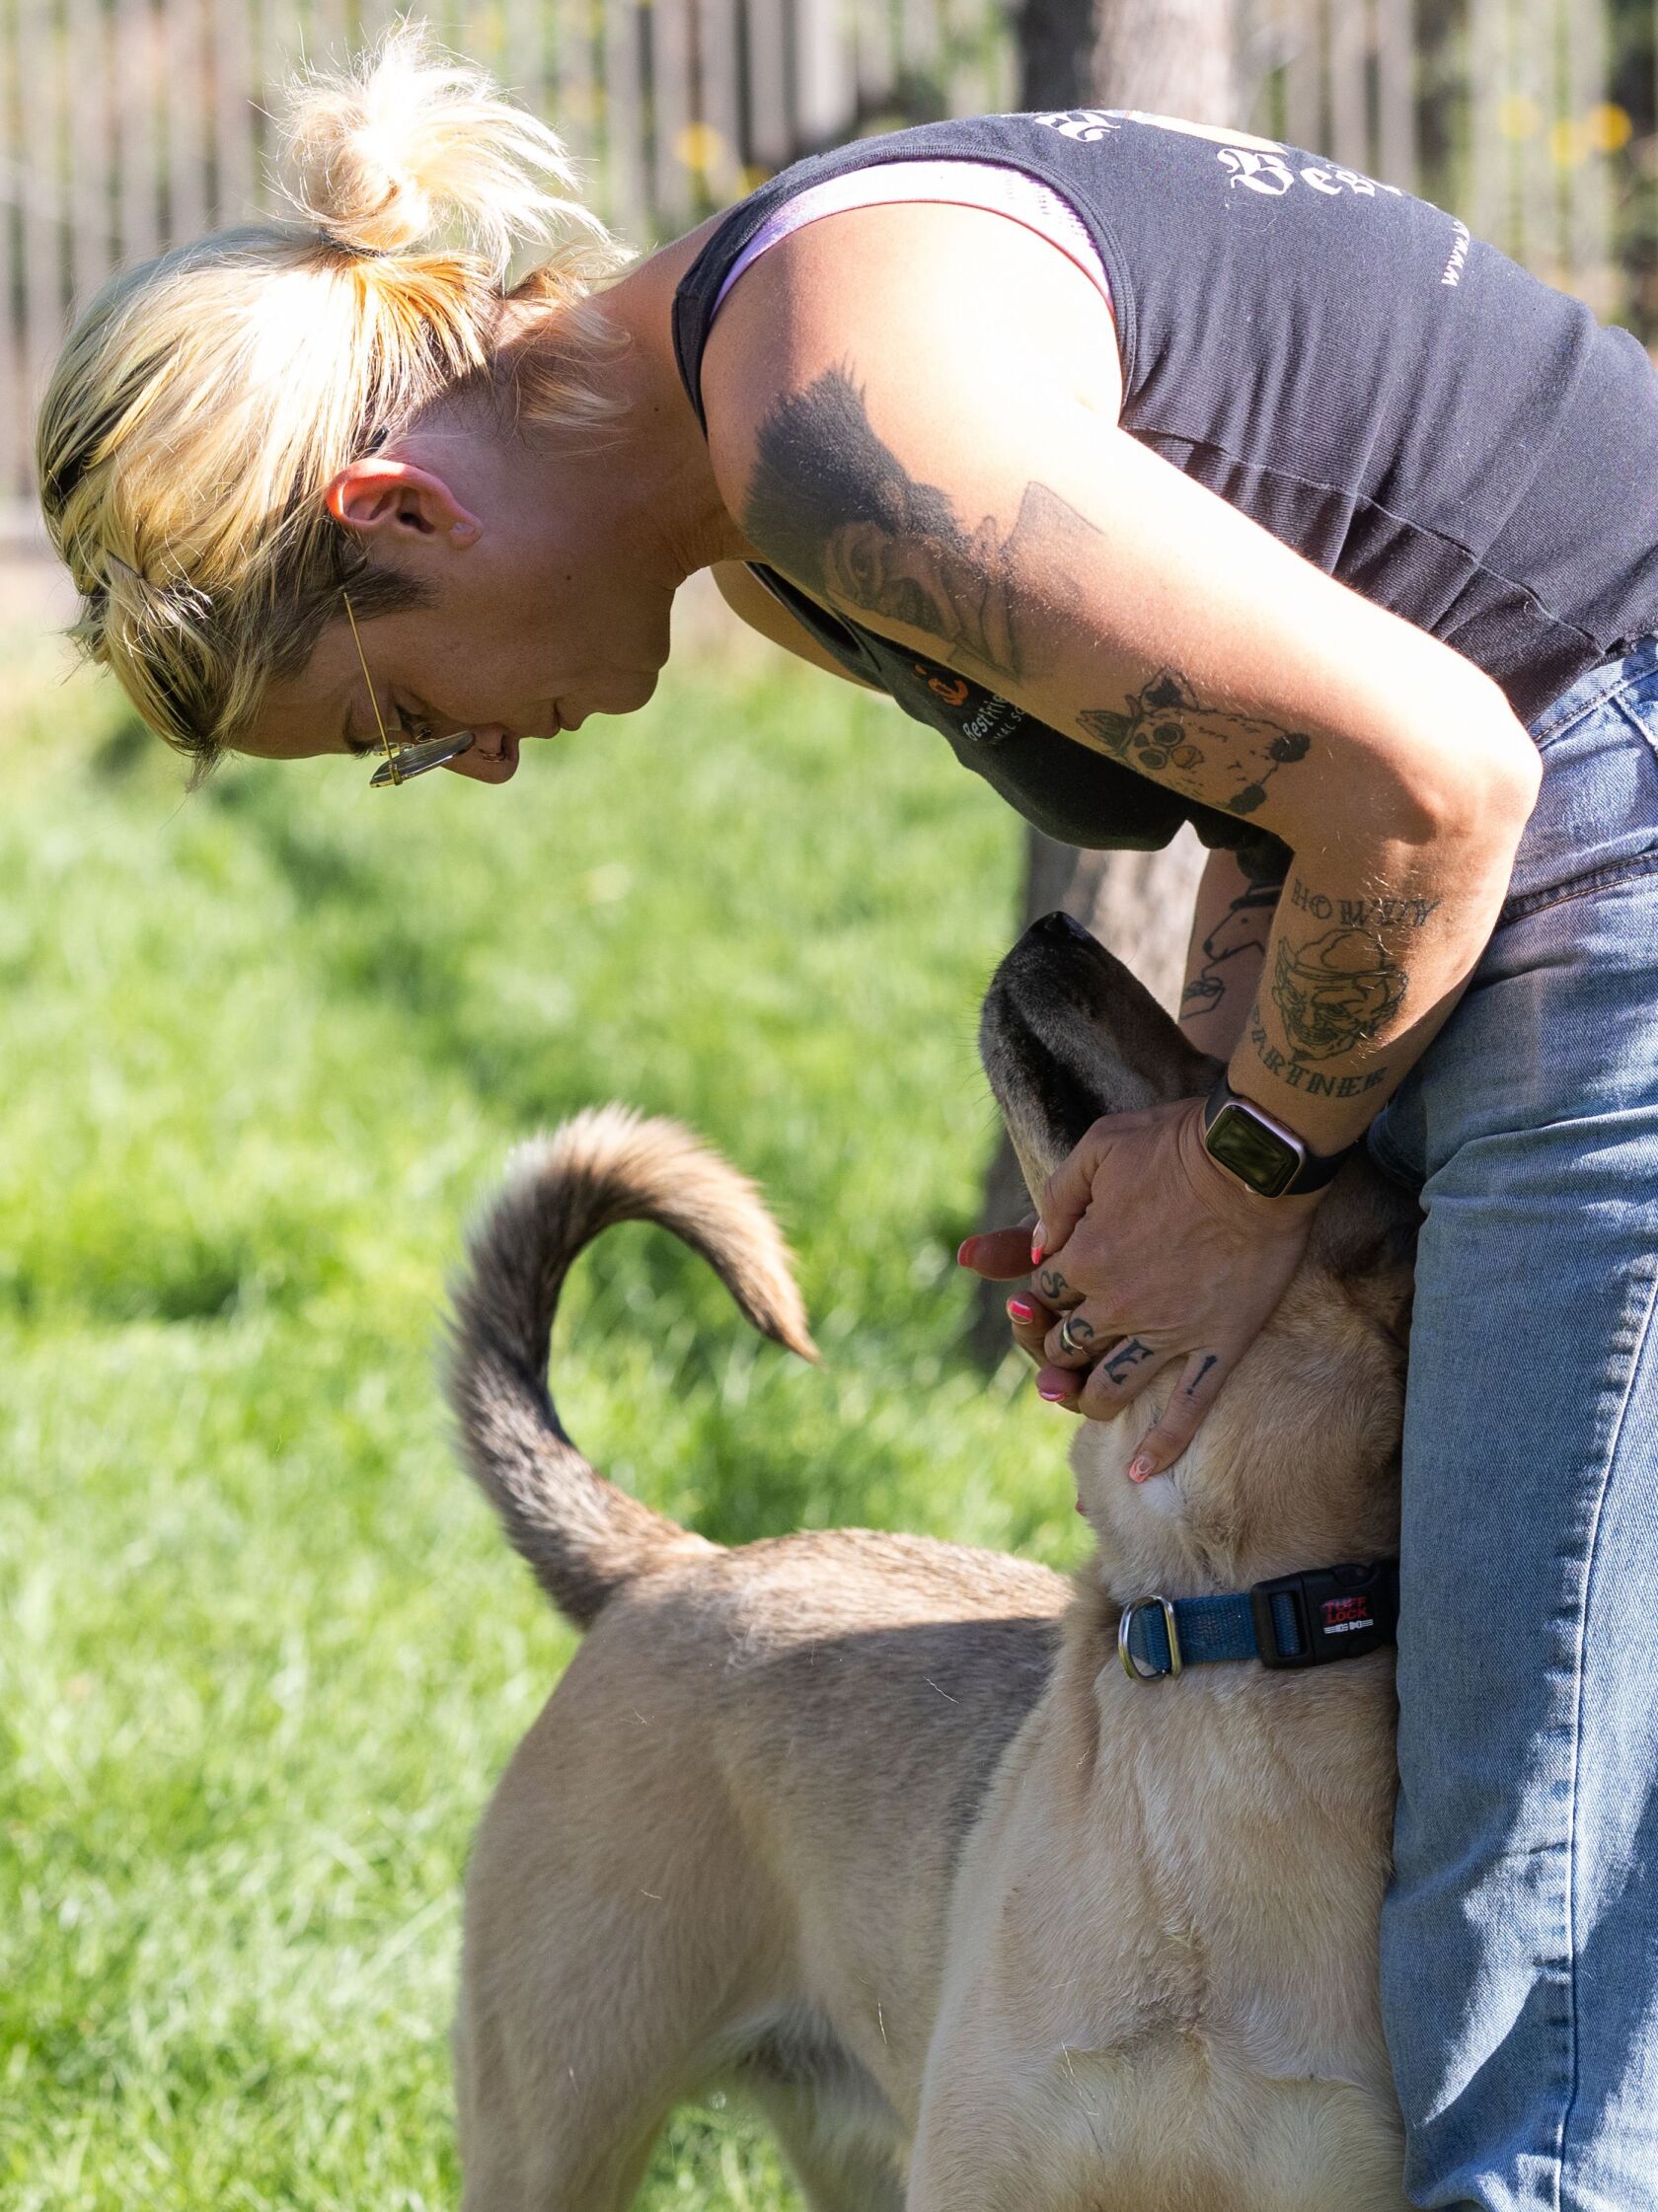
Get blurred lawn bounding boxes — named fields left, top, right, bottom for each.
left=0, top=613, right=1088, bottom=2209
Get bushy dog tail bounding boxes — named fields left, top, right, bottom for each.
left=446, top=1106, right=818, bottom=1629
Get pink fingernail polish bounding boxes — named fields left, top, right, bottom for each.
left=1038, top=1381, right=1070, bottom=1403
left=1030, top=1239, right=1045, bottom=1267
left=1008, top=1296, right=1035, bottom=1322
left=956, top=1239, right=975, bottom=1267
left=1128, top=1453, right=1155, bottom=1483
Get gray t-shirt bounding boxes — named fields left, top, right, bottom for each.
left=674, top=110, right=1658, bottom=859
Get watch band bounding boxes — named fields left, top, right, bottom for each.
left=1201, top=1075, right=1359, bottom=1199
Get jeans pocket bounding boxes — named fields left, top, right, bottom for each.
left=1615, top=684, right=1658, bottom=766
left=1502, top=686, right=1658, bottom=922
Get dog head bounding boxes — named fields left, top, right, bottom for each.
left=980, top=911, right=1418, bottom=1600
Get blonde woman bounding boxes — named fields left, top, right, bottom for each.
left=38, top=29, right=1658, bottom=2212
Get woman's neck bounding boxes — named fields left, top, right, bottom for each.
left=561, top=223, right=752, bottom=586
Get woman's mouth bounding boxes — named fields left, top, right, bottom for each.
left=463, top=729, right=521, bottom=781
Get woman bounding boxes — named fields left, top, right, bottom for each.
left=37, top=30, right=1658, bottom=2211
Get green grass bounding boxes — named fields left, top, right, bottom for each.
left=0, top=625, right=1090, bottom=2208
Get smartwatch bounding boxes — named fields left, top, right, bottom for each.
left=1200, top=1075, right=1358, bottom=1199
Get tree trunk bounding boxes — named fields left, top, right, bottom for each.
left=968, top=0, right=1237, bottom=1364
left=1087, top=0, right=1238, bottom=123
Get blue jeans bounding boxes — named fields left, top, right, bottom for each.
left=1367, top=637, right=1658, bottom=2211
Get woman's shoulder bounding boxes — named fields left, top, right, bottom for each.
left=698, top=194, right=1121, bottom=524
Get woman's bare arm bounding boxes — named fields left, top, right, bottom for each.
left=1179, top=848, right=1284, bottom=1060
left=703, top=200, right=1541, bottom=1158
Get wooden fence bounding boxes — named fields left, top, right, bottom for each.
left=1248, top=0, right=1631, bottom=318
left=2, top=0, right=1655, bottom=539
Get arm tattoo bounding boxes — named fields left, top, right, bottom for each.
left=743, top=364, right=1093, bottom=688
left=1246, top=1004, right=1394, bottom=1095
left=1181, top=877, right=1284, bottom=1021
left=744, top=371, right=1316, bottom=822
left=1262, top=873, right=1440, bottom=1065
left=1286, top=878, right=1442, bottom=929
left=1271, top=926, right=1406, bottom=1060
left=1078, top=671, right=1312, bottom=816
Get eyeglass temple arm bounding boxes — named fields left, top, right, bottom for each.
left=340, top=590, right=402, bottom=784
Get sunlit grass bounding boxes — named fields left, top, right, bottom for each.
left=0, top=622, right=1086, bottom=2207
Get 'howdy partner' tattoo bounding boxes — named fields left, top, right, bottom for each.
left=1261, top=872, right=1442, bottom=1066
left=1244, top=869, right=1445, bottom=1085
left=1246, top=1010, right=1394, bottom=1095
left=1287, top=879, right=1442, bottom=931
left=1271, top=929, right=1405, bottom=1062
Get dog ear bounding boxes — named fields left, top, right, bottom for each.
left=980, top=912, right=1219, bottom=1195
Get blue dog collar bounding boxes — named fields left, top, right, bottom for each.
left=1118, top=1561, right=1400, bottom=1682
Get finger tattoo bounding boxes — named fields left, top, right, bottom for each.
left=1101, top=1338, right=1156, bottom=1385
left=1184, top=1353, right=1221, bottom=1398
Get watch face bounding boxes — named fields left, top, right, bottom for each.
left=1205, top=1102, right=1300, bottom=1196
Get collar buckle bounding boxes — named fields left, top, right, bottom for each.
left=1119, top=1593, right=1183, bottom=1681
left=1249, top=1562, right=1399, bottom=1669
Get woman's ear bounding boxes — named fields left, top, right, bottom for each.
left=325, top=457, right=483, bottom=549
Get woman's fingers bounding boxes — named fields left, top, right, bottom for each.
left=1074, top=1336, right=1170, bottom=1421
left=1029, top=1254, right=1086, bottom=1312
left=957, top=1226, right=1040, bottom=1281
left=955, top=1224, right=1062, bottom=1365
left=1034, top=1121, right=1112, bottom=1261
left=1034, top=1362, right=1084, bottom=1411
left=1035, top=1335, right=1233, bottom=1452
left=1116, top=1346, right=1231, bottom=1477
left=1042, top=1303, right=1110, bottom=1368
left=1006, top=1290, right=1055, bottom=1364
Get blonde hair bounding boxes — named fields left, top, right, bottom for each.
left=36, top=21, right=627, bottom=773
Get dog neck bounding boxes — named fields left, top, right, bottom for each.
left=1072, top=1382, right=1401, bottom=1613
left=1076, top=1425, right=1261, bottom=1609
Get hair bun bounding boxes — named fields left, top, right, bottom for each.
left=280, top=22, right=602, bottom=276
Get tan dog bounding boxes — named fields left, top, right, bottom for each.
left=447, top=915, right=1419, bottom=2212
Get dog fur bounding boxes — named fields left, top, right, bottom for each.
left=446, top=918, right=1420, bottom=2211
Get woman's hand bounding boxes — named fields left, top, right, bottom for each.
left=959, top=1097, right=1321, bottom=1478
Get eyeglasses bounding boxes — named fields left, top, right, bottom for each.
left=341, top=590, right=475, bottom=788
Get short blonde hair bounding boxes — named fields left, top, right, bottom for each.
left=36, top=21, right=626, bottom=773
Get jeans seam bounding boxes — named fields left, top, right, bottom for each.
left=1499, top=847, right=1658, bottom=928
left=1553, top=1261, right=1658, bottom=2207
left=1531, top=659, right=1651, bottom=749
